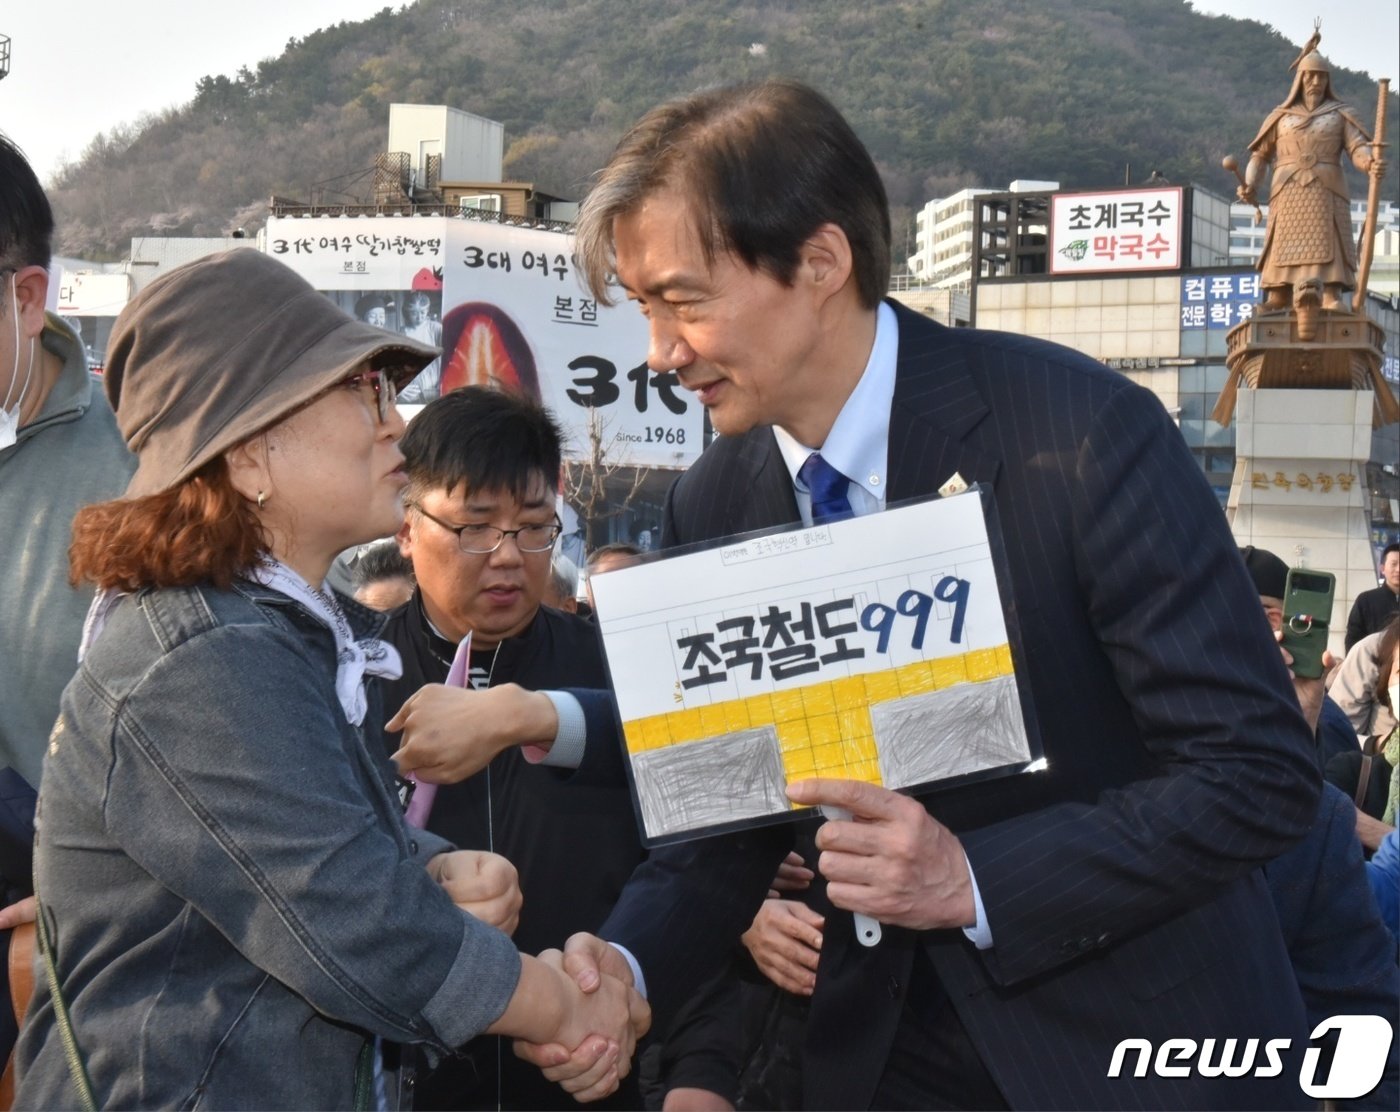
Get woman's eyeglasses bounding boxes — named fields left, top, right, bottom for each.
left=339, top=368, right=398, bottom=424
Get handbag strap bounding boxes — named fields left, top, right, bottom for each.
left=32, top=882, right=96, bottom=1112
left=1355, top=735, right=1381, bottom=810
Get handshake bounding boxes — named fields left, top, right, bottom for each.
left=432, top=850, right=649, bottom=1103
left=504, top=929, right=649, bottom=1097
left=512, top=934, right=652, bottom=1103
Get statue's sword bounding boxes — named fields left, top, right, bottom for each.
left=1354, top=78, right=1389, bottom=305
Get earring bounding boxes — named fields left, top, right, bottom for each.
left=256, top=490, right=268, bottom=510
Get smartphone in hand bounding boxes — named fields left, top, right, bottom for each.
left=1281, top=568, right=1335, bottom=680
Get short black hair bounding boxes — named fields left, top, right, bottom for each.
left=400, top=386, right=563, bottom=502
left=352, top=539, right=414, bottom=588
left=576, top=79, right=891, bottom=310
left=1384, top=542, right=1399, bottom=561
left=587, top=542, right=642, bottom=572
left=0, top=132, right=55, bottom=289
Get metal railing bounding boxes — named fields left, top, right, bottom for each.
left=267, top=198, right=575, bottom=234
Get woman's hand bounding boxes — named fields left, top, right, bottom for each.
left=427, top=850, right=521, bottom=936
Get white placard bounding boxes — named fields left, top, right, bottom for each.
left=1049, top=187, right=1183, bottom=274
left=592, top=493, right=1038, bottom=842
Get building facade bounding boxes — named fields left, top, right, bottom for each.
left=909, top=180, right=1058, bottom=288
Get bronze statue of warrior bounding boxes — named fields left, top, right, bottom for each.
left=1239, top=50, right=1384, bottom=312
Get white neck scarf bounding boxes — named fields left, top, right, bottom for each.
left=249, top=559, right=402, bottom=726
left=79, top=560, right=402, bottom=727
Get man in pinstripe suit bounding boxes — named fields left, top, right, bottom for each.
left=519, top=80, right=1326, bottom=1109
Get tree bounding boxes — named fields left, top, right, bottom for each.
left=562, top=410, right=651, bottom=552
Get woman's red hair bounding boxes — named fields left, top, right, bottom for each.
left=70, top=457, right=268, bottom=592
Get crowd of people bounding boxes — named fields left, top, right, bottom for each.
left=1, top=73, right=1397, bottom=1112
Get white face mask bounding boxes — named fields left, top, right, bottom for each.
left=1, top=271, right=37, bottom=451
left=1390, top=682, right=1400, bottom=719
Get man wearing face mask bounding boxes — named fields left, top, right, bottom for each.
left=0, top=134, right=134, bottom=821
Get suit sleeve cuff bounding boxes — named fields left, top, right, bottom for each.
left=610, top=942, right=648, bottom=1000
left=521, top=690, right=587, bottom=768
left=961, top=851, right=994, bottom=950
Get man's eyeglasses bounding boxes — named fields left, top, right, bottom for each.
left=409, top=502, right=563, bottom=555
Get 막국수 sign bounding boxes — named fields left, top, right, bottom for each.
left=1050, top=187, right=1183, bottom=275
left=590, top=492, right=1041, bottom=844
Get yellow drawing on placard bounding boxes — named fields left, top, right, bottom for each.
left=621, top=644, right=1016, bottom=793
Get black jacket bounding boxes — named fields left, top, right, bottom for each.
left=1345, top=584, right=1400, bottom=652
left=382, top=593, right=645, bottom=1109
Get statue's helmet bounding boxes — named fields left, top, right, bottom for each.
left=1285, top=51, right=1336, bottom=106
left=1297, top=50, right=1330, bottom=75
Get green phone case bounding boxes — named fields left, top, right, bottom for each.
left=1281, top=568, right=1335, bottom=680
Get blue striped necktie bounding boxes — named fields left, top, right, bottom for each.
left=798, top=452, right=854, bottom=524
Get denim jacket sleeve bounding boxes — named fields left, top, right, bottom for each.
left=100, top=618, right=521, bottom=1053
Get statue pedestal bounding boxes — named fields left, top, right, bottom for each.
left=1227, top=388, right=1377, bottom=658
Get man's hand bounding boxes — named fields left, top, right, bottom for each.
left=1275, top=632, right=1337, bottom=735
left=741, top=898, right=823, bottom=996
left=388, top=683, right=558, bottom=783
left=427, top=850, right=522, bottom=936
left=787, top=778, right=975, bottom=931
left=513, top=943, right=650, bottom=1103
left=769, top=850, right=814, bottom=897
left=0, top=895, right=35, bottom=931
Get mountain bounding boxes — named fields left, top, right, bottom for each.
left=47, top=0, right=1398, bottom=261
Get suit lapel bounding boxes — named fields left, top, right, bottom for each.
left=885, top=304, right=1002, bottom=503
left=728, top=429, right=800, bottom=534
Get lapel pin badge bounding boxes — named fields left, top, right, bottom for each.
left=938, top=472, right=969, bottom=498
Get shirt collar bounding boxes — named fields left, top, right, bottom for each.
left=773, top=300, right=898, bottom=502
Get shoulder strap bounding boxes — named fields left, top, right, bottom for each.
left=32, top=886, right=96, bottom=1112
left=1355, top=735, right=1381, bottom=810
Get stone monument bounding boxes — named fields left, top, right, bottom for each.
left=1215, top=25, right=1395, bottom=655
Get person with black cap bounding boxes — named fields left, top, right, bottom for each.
left=14, top=249, right=647, bottom=1109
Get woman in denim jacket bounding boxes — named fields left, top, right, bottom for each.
left=14, top=250, right=647, bottom=1109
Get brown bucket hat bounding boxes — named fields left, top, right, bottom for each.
left=104, top=248, right=440, bottom=497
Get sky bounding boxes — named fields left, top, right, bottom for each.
left=1, top=0, right=1397, bottom=186
left=0, top=0, right=394, bottom=182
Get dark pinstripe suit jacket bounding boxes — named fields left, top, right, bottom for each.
left=601, top=302, right=1321, bottom=1110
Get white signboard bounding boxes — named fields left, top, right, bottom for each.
left=592, top=492, right=1038, bottom=843
left=264, top=215, right=700, bottom=467
left=266, top=217, right=445, bottom=289
left=442, top=221, right=698, bottom=467
left=54, top=272, right=130, bottom=316
left=1050, top=187, right=1183, bottom=274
